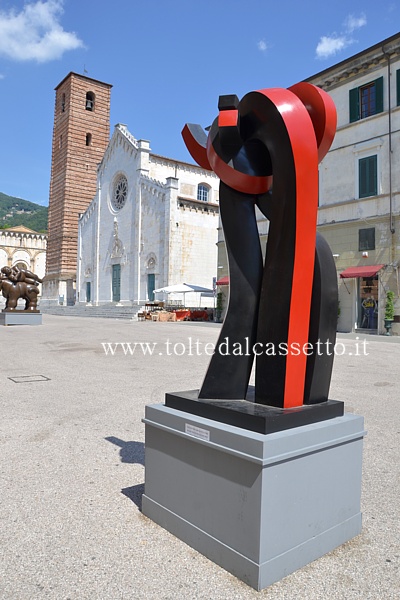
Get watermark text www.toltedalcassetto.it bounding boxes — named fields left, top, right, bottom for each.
left=101, top=337, right=369, bottom=357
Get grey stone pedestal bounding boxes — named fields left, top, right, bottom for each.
left=0, top=311, right=42, bottom=325
left=142, top=404, right=366, bottom=591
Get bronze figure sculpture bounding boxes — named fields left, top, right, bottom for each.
left=0, top=265, right=42, bottom=312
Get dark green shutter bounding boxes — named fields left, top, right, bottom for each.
left=369, top=155, right=377, bottom=195
left=374, top=76, right=383, bottom=114
left=359, top=157, right=367, bottom=197
left=359, top=156, right=377, bottom=198
left=397, top=69, right=400, bottom=107
left=349, top=87, right=359, bottom=122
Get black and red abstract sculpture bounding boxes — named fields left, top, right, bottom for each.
left=167, top=83, right=342, bottom=432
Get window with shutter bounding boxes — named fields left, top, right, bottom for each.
left=359, top=228, right=375, bottom=251
left=349, top=77, right=384, bottom=122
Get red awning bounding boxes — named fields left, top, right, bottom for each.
left=216, top=276, right=229, bottom=285
left=340, top=264, right=384, bottom=279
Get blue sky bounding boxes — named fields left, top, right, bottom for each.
left=0, top=0, right=399, bottom=206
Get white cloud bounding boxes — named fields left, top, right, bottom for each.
left=257, top=39, right=272, bottom=53
left=0, top=0, right=84, bottom=63
left=344, top=13, right=367, bottom=33
left=257, top=40, right=267, bottom=52
left=315, top=12, right=367, bottom=60
left=316, top=35, right=351, bottom=59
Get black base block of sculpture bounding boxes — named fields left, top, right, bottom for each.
left=165, top=387, right=344, bottom=435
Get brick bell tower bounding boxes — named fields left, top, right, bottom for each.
left=43, top=72, right=112, bottom=305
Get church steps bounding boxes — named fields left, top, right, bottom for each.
left=38, top=304, right=145, bottom=320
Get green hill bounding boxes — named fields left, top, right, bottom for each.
left=0, top=192, right=48, bottom=233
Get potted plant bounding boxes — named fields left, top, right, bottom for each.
left=384, top=290, right=395, bottom=335
left=215, top=292, right=224, bottom=323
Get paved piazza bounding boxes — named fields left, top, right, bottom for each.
left=1, top=315, right=399, bottom=599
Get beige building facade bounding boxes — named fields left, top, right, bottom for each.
left=217, top=33, right=400, bottom=334
left=307, top=32, right=400, bottom=335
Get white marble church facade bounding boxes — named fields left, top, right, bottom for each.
left=76, top=124, right=219, bottom=306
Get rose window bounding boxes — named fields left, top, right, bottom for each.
left=112, top=175, right=128, bottom=210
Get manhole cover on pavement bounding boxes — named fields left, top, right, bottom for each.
left=8, top=375, right=51, bottom=383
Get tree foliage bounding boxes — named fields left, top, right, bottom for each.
left=0, top=192, right=48, bottom=233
